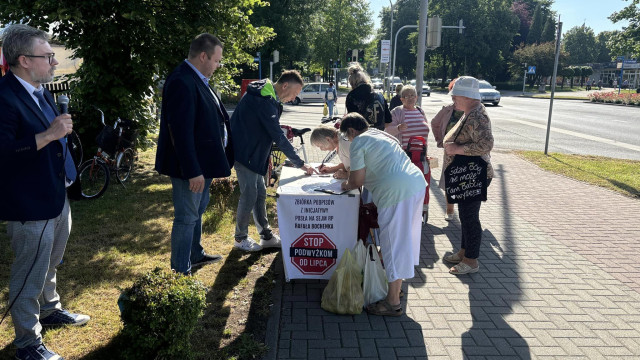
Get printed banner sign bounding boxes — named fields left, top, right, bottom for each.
left=445, top=155, right=488, bottom=204
left=277, top=167, right=359, bottom=281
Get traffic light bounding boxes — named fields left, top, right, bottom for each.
left=358, top=49, right=365, bottom=63
left=337, top=59, right=341, bottom=68
left=346, top=49, right=352, bottom=62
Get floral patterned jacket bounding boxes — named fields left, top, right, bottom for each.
left=442, top=103, right=494, bottom=179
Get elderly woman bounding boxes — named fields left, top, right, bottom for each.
left=345, top=63, right=391, bottom=130
left=310, top=125, right=350, bottom=179
left=385, top=85, right=430, bottom=149
left=431, top=79, right=464, bottom=220
left=441, top=76, right=494, bottom=275
left=340, top=113, right=426, bottom=316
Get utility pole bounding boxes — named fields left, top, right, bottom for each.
left=544, top=17, right=562, bottom=155
left=415, top=0, right=428, bottom=107
left=522, top=63, right=527, bottom=95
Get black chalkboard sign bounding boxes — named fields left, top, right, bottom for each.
left=444, top=155, right=488, bottom=204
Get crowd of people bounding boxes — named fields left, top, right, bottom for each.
left=1, top=23, right=494, bottom=359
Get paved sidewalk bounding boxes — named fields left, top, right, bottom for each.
left=265, top=144, right=640, bottom=360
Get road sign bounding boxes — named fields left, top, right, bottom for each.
left=290, top=233, right=337, bottom=275
left=380, top=40, right=391, bottom=63
left=624, top=59, right=637, bottom=64
left=527, top=66, right=536, bottom=74
left=616, top=56, right=625, bottom=61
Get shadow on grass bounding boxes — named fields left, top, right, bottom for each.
left=538, top=154, right=639, bottom=198
left=190, top=249, right=279, bottom=360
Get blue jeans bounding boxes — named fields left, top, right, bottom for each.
left=326, top=100, right=335, bottom=117
left=170, top=177, right=212, bottom=274
left=234, top=162, right=272, bottom=241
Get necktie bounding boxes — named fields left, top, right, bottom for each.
left=33, top=89, right=77, bottom=182
left=207, top=84, right=228, bottom=147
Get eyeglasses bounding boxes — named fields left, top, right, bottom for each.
left=22, top=53, right=56, bottom=65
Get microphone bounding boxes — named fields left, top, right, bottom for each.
left=57, top=95, right=69, bottom=114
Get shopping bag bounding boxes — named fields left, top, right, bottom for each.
left=352, top=239, right=367, bottom=274
left=321, top=249, right=364, bottom=315
left=323, top=103, right=328, bottom=116
left=362, top=244, right=388, bottom=306
left=333, top=104, right=339, bottom=115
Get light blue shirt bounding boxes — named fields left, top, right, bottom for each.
left=349, top=129, right=426, bottom=208
left=184, top=60, right=227, bottom=147
left=14, top=73, right=43, bottom=109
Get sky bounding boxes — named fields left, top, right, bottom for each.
left=368, top=0, right=631, bottom=35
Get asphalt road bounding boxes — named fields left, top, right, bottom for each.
left=278, top=91, right=640, bottom=161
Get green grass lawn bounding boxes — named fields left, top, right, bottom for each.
left=517, top=151, right=640, bottom=199
left=0, top=147, right=280, bottom=360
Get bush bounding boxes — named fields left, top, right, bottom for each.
left=118, top=268, right=207, bottom=359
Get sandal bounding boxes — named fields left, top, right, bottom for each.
left=366, top=300, right=403, bottom=317
left=443, top=253, right=463, bottom=264
left=449, top=262, right=479, bottom=275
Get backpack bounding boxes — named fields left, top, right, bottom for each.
left=326, top=88, right=335, bottom=101
left=365, top=92, right=386, bottom=130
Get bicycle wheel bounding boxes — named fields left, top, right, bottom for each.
left=78, top=160, right=110, bottom=199
left=266, top=147, right=287, bottom=187
left=68, top=130, right=83, bottom=165
left=115, top=148, right=135, bottom=183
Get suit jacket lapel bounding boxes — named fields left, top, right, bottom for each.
left=183, top=63, right=227, bottom=120
left=7, top=72, right=51, bottom=129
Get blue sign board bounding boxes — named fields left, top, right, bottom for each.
left=527, top=66, right=536, bottom=74
left=624, top=60, right=637, bottom=64
left=616, top=56, right=625, bottom=61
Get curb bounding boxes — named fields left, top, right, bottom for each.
left=262, top=254, right=284, bottom=360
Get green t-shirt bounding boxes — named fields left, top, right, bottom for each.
left=350, top=129, right=426, bottom=209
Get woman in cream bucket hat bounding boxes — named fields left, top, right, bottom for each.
left=441, top=76, right=494, bottom=275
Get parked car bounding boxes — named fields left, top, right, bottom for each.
left=371, top=78, right=384, bottom=90
left=339, top=79, right=348, bottom=88
left=409, top=79, right=431, bottom=96
left=290, top=82, right=331, bottom=105
left=479, top=80, right=501, bottom=106
left=386, top=76, right=403, bottom=92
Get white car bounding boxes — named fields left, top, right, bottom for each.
left=409, top=80, right=431, bottom=96
left=291, top=82, right=332, bottom=105
left=387, top=76, right=403, bottom=92
left=371, top=78, right=384, bottom=90
left=479, top=80, right=501, bottom=106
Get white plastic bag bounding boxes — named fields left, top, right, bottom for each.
left=333, top=104, right=339, bottom=115
left=352, top=239, right=367, bottom=274
left=362, top=244, right=388, bottom=306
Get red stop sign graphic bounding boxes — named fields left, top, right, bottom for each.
left=290, top=233, right=337, bottom=275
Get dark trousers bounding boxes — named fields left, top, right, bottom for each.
left=458, top=178, right=491, bottom=259
left=458, top=200, right=483, bottom=259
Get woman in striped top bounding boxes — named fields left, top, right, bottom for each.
left=385, top=85, right=430, bottom=149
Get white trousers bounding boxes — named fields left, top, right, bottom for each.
left=377, top=189, right=425, bottom=282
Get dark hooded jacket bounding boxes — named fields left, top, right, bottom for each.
left=231, top=79, right=304, bottom=175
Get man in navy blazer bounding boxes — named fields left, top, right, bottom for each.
left=155, top=33, right=233, bottom=275
left=0, top=24, right=89, bottom=360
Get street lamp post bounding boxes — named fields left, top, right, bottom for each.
left=386, top=0, right=395, bottom=98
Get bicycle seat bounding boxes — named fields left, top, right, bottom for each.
left=291, top=128, right=311, bottom=137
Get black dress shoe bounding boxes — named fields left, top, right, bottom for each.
left=192, top=254, right=223, bottom=267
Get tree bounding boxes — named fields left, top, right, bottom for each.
left=427, top=0, right=519, bottom=82
left=250, top=0, right=323, bottom=78
left=595, top=31, right=618, bottom=62
left=0, top=0, right=274, bottom=145
left=311, top=0, right=373, bottom=75
left=527, top=4, right=543, bottom=44
left=511, top=42, right=568, bottom=86
left=563, top=25, right=597, bottom=65
left=540, top=17, right=556, bottom=43
left=511, top=0, right=533, bottom=45
left=378, top=0, right=421, bottom=79
left=608, top=0, right=640, bottom=59
left=559, top=66, right=574, bottom=89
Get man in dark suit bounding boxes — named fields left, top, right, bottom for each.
left=155, top=33, right=233, bottom=275
left=0, top=24, right=89, bottom=360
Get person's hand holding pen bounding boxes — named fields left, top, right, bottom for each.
left=301, top=164, right=319, bottom=175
